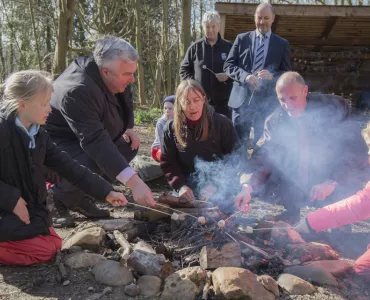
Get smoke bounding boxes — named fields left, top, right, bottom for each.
left=192, top=93, right=369, bottom=216
left=192, top=148, right=247, bottom=212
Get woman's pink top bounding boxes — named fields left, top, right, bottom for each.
left=307, top=182, right=370, bottom=232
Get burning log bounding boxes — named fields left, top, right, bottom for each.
left=157, top=193, right=195, bottom=208
left=134, top=210, right=169, bottom=221
left=200, top=242, right=241, bottom=269
left=113, top=230, right=132, bottom=260
left=127, top=250, right=175, bottom=279
left=285, top=242, right=339, bottom=262
left=157, top=193, right=212, bottom=208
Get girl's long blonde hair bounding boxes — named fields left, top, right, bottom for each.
left=174, top=79, right=210, bottom=148
left=0, top=70, right=52, bottom=117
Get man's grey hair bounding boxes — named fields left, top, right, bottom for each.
left=255, top=3, right=275, bottom=15
left=93, top=36, right=140, bottom=68
left=202, top=11, right=220, bottom=27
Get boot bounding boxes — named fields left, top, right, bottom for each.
left=72, top=195, right=110, bottom=219
left=47, top=189, right=75, bottom=228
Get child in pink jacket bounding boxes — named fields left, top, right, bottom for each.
left=295, top=123, right=370, bottom=281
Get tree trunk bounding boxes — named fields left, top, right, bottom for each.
left=162, top=0, right=172, bottom=96
left=200, top=0, right=204, bottom=38
left=46, top=21, right=52, bottom=72
left=175, top=0, right=181, bottom=87
left=180, top=0, right=191, bottom=59
left=0, top=15, right=6, bottom=80
left=28, top=0, right=42, bottom=69
left=135, top=0, right=146, bottom=105
left=53, top=0, right=76, bottom=78
left=154, top=53, right=162, bottom=108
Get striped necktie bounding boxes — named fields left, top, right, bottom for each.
left=253, top=34, right=267, bottom=73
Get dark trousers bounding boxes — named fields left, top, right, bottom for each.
left=232, top=93, right=278, bottom=148
left=52, top=140, right=137, bottom=209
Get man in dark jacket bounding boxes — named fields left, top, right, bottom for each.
left=234, top=72, right=368, bottom=224
left=224, top=3, right=291, bottom=145
left=46, top=36, right=156, bottom=224
left=180, top=11, right=233, bottom=118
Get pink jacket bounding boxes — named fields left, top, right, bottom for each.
left=307, top=182, right=370, bottom=232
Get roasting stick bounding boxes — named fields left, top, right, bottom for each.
left=217, top=211, right=242, bottom=229
left=127, top=202, right=172, bottom=216
left=202, top=65, right=227, bottom=84
left=155, top=202, right=206, bottom=224
left=226, top=232, right=271, bottom=258
left=252, top=226, right=292, bottom=231
left=127, top=202, right=206, bottom=224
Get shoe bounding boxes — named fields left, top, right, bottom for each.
left=263, top=209, right=301, bottom=225
left=72, top=196, right=110, bottom=219
left=48, top=190, right=75, bottom=228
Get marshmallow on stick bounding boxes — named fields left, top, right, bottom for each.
left=198, top=216, right=206, bottom=224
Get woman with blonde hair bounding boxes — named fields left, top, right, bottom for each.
left=0, top=70, right=127, bottom=265
left=160, top=79, right=238, bottom=201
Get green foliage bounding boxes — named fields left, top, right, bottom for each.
left=135, top=107, right=162, bottom=125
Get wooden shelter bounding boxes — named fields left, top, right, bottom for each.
left=215, top=3, right=370, bottom=107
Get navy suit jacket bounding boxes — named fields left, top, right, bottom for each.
left=224, top=31, right=291, bottom=109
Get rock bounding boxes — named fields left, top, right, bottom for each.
left=271, top=221, right=305, bottom=247
left=278, top=273, right=316, bottom=295
left=284, top=265, right=338, bottom=286
left=86, top=293, right=102, bottom=300
left=103, top=287, right=112, bottom=294
left=94, top=218, right=133, bottom=231
left=64, top=252, right=106, bottom=269
left=62, top=280, right=70, bottom=286
left=212, top=267, right=275, bottom=300
left=63, top=227, right=105, bottom=251
left=137, top=275, right=162, bottom=298
left=68, top=246, right=83, bottom=253
left=86, top=287, right=113, bottom=300
left=303, top=260, right=352, bottom=277
left=285, top=242, right=339, bottom=262
left=130, top=155, right=163, bottom=182
left=92, top=260, right=134, bottom=286
left=258, top=275, right=280, bottom=297
left=175, top=267, right=207, bottom=286
left=88, top=287, right=95, bottom=292
left=161, top=272, right=201, bottom=300
left=134, top=240, right=156, bottom=254
left=124, top=283, right=141, bottom=297
left=200, top=243, right=241, bottom=269
left=128, top=250, right=174, bottom=278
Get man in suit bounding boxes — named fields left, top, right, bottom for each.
left=224, top=3, right=291, bottom=146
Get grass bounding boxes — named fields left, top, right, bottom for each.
left=135, top=107, right=162, bottom=125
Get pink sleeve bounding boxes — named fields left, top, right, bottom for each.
left=307, top=182, right=370, bottom=232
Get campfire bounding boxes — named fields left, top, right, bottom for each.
left=58, top=193, right=353, bottom=299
